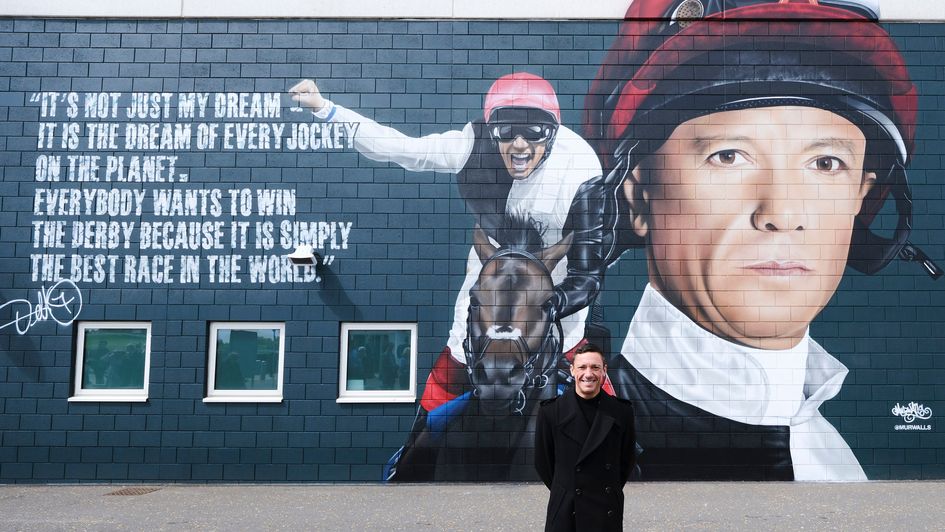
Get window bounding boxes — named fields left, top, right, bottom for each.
left=70, top=322, right=151, bottom=402
left=205, top=322, right=285, bottom=403
left=339, top=322, right=417, bottom=403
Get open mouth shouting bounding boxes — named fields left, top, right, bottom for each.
left=510, top=153, right=534, bottom=173
left=498, top=138, right=547, bottom=179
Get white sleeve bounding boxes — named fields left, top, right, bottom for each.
left=318, top=99, right=475, bottom=174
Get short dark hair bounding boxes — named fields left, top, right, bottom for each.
left=573, top=343, right=606, bottom=366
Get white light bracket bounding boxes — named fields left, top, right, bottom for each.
left=287, top=244, right=322, bottom=266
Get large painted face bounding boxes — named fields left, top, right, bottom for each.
left=570, top=350, right=607, bottom=399
left=497, top=135, right=548, bottom=179
left=625, top=106, right=876, bottom=350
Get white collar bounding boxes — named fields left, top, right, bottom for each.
left=622, top=284, right=849, bottom=426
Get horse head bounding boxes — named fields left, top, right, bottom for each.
left=465, top=221, right=573, bottom=412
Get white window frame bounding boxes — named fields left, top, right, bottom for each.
left=338, top=322, right=418, bottom=404
left=204, top=322, right=286, bottom=403
left=70, top=321, right=152, bottom=403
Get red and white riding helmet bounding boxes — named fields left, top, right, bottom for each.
left=484, top=72, right=561, bottom=125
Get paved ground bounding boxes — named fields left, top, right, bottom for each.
left=0, top=482, right=943, bottom=531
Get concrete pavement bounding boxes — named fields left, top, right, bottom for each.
left=1, top=482, right=943, bottom=531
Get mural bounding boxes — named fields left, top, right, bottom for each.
left=0, top=0, right=944, bottom=483
left=587, top=0, right=942, bottom=481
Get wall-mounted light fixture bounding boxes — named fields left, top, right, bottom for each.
left=288, top=244, right=322, bottom=266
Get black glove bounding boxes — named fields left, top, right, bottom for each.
left=552, top=171, right=632, bottom=319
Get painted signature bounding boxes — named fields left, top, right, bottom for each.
left=0, top=279, right=83, bottom=335
left=891, top=402, right=933, bottom=423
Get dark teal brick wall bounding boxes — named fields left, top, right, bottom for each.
left=0, top=17, right=943, bottom=482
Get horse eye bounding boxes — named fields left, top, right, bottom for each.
left=469, top=297, right=480, bottom=308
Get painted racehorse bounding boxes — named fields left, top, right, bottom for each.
left=387, top=216, right=574, bottom=481
left=464, top=223, right=573, bottom=414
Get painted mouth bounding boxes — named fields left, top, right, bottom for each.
left=742, top=260, right=812, bottom=276
left=509, top=153, right=533, bottom=172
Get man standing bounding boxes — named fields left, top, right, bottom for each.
left=535, top=344, right=636, bottom=532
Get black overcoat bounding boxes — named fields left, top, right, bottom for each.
left=534, top=390, right=636, bottom=532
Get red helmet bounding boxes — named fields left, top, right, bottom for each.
left=585, top=0, right=939, bottom=278
left=484, top=72, right=561, bottom=124
left=587, top=0, right=915, bottom=168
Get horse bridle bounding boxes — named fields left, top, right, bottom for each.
left=462, top=247, right=567, bottom=415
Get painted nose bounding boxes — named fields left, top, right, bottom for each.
left=511, top=135, right=529, bottom=149
left=751, top=169, right=811, bottom=232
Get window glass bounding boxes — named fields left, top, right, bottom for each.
left=214, top=328, right=280, bottom=390
left=339, top=323, right=417, bottom=403
left=206, top=322, right=285, bottom=403
left=71, top=322, right=151, bottom=402
left=81, top=327, right=148, bottom=389
left=345, top=329, right=412, bottom=392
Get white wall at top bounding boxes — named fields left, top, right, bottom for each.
left=1, top=0, right=944, bottom=21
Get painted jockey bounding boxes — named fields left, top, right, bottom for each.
left=291, top=73, right=619, bottom=479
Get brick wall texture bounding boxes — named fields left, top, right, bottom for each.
left=1, top=17, right=944, bottom=482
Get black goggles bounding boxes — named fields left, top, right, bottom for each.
left=490, top=123, right=556, bottom=143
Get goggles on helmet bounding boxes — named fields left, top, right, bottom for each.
left=490, top=123, right=556, bottom=144
left=488, top=106, right=559, bottom=145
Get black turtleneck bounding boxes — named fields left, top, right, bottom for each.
left=576, top=391, right=601, bottom=426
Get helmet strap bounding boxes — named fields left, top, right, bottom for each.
left=846, top=176, right=910, bottom=274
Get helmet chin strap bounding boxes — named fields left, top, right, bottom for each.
left=848, top=162, right=942, bottom=279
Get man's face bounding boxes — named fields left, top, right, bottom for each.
left=570, top=351, right=606, bottom=399
left=496, top=132, right=549, bottom=179
left=625, top=106, right=876, bottom=350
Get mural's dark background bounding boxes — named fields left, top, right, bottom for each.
left=0, top=18, right=943, bottom=481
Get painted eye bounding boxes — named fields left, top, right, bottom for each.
left=708, top=149, right=746, bottom=166
left=811, top=156, right=846, bottom=172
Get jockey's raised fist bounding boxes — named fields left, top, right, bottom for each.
left=289, top=79, right=326, bottom=112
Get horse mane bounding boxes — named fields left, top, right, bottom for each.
left=491, top=212, right=546, bottom=254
